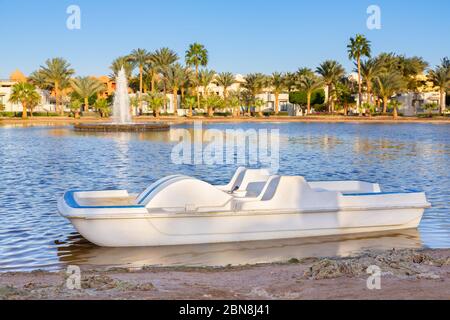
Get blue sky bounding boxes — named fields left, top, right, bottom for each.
left=0, top=0, right=449, bottom=78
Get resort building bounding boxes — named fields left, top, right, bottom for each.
left=156, top=73, right=292, bottom=115
left=0, top=70, right=56, bottom=113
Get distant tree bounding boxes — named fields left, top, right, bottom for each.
left=298, top=74, right=324, bottom=114
left=39, top=58, right=74, bottom=115
left=70, top=77, right=105, bottom=112
left=388, top=99, right=402, bottom=118
left=9, top=82, right=41, bottom=119
left=347, top=34, right=371, bottom=110
left=215, top=72, right=236, bottom=100
left=268, top=72, right=286, bottom=114
left=428, top=58, right=450, bottom=115
left=127, top=49, right=152, bottom=113
left=185, top=43, right=208, bottom=109
left=374, top=71, right=405, bottom=114
left=242, top=73, right=267, bottom=115
left=151, top=47, right=179, bottom=110
left=110, top=56, right=135, bottom=80
left=183, top=95, right=197, bottom=117
left=316, top=60, right=345, bottom=113
left=94, top=98, right=110, bottom=118
left=145, top=92, right=165, bottom=117
left=163, top=63, right=187, bottom=115
left=68, top=99, right=82, bottom=118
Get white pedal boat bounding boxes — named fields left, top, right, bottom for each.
left=58, top=168, right=431, bottom=247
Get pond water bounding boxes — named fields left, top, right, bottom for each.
left=0, top=122, right=448, bottom=271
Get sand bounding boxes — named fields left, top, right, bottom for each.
left=1, top=248, right=448, bottom=300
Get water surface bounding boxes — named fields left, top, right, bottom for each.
left=0, top=122, right=448, bottom=271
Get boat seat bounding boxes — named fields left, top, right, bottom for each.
left=237, top=176, right=340, bottom=211
left=216, top=167, right=271, bottom=196
left=234, top=176, right=281, bottom=203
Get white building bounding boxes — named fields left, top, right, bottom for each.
left=0, top=79, right=56, bottom=113
left=158, top=73, right=292, bottom=115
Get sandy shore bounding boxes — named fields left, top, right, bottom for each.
left=1, top=115, right=449, bottom=125
left=1, top=248, right=448, bottom=300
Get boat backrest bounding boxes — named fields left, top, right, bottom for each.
left=237, top=169, right=271, bottom=192
left=136, top=175, right=185, bottom=204
left=260, top=176, right=281, bottom=201
left=238, top=176, right=339, bottom=211
left=225, top=167, right=247, bottom=191
left=144, top=176, right=233, bottom=210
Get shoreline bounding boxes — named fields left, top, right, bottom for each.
left=1, top=115, right=450, bottom=125
left=1, top=248, right=448, bottom=300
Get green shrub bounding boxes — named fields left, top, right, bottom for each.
left=32, top=112, right=60, bottom=117
left=0, top=111, right=17, bottom=117
left=289, top=89, right=325, bottom=106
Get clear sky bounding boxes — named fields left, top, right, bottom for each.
left=0, top=0, right=449, bottom=78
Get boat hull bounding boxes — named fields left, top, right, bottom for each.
left=67, top=208, right=425, bottom=247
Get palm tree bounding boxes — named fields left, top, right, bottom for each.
left=39, top=58, right=74, bottom=115
left=215, top=72, right=236, bottom=100
left=110, top=56, right=135, bottom=80
left=185, top=43, right=208, bottom=110
left=347, top=34, right=371, bottom=110
left=150, top=47, right=179, bottom=73
left=428, top=60, right=450, bottom=115
left=9, top=82, right=41, bottom=119
left=127, top=49, right=152, bottom=114
left=70, top=77, right=105, bottom=112
left=242, top=73, right=266, bottom=116
left=359, top=58, right=381, bottom=105
left=163, top=63, right=186, bottom=115
left=298, top=74, right=323, bottom=114
left=374, top=72, right=405, bottom=115
left=283, top=72, right=297, bottom=94
left=198, top=69, right=216, bottom=116
left=145, top=92, right=165, bottom=118
left=316, top=60, right=345, bottom=113
left=29, top=70, right=52, bottom=91
left=151, top=47, right=179, bottom=110
left=94, top=98, right=110, bottom=118
left=388, top=100, right=402, bottom=119
left=183, top=96, right=197, bottom=117
left=269, top=72, right=286, bottom=114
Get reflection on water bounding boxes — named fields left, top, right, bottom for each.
left=56, top=229, right=422, bottom=269
left=0, top=122, right=448, bottom=271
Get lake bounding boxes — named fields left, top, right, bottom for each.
left=0, top=122, right=448, bottom=271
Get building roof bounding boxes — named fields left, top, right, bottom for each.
left=10, top=69, right=27, bottom=82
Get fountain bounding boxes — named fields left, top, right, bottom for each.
left=74, top=67, right=169, bottom=132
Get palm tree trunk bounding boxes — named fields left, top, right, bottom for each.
left=195, top=64, right=200, bottom=111
left=357, top=57, right=362, bottom=110
left=139, top=65, right=143, bottom=114
left=21, top=101, right=27, bottom=119
left=440, top=89, right=445, bottom=115
left=151, top=73, right=156, bottom=93
left=393, top=106, right=398, bottom=118
left=307, top=92, right=311, bottom=115
left=275, top=93, right=279, bottom=114
left=84, top=97, right=89, bottom=112
left=55, top=82, right=62, bottom=116
left=173, top=88, right=178, bottom=115
left=383, top=97, right=388, bottom=114
left=326, top=85, right=331, bottom=113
